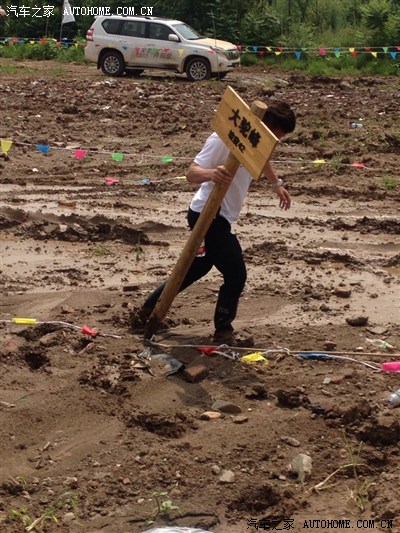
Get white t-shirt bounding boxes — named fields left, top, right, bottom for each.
left=189, top=132, right=252, bottom=224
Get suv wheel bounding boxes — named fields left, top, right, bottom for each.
left=100, top=50, right=125, bottom=77
left=186, top=57, right=211, bottom=81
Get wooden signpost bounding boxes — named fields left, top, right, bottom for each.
left=144, top=86, right=279, bottom=339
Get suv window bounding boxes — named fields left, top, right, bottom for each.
left=172, top=23, right=201, bottom=40
left=148, top=22, right=173, bottom=41
left=102, top=19, right=122, bottom=35
left=121, top=20, right=147, bottom=38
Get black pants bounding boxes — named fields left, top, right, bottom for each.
left=142, top=208, right=247, bottom=332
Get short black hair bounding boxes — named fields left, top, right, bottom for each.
left=262, top=100, right=296, bottom=134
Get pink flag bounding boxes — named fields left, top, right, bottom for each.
left=74, top=149, right=87, bottom=160
left=105, top=177, right=119, bottom=185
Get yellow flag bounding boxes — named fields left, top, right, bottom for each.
left=371, top=51, right=378, bottom=58
left=1, top=139, right=12, bottom=155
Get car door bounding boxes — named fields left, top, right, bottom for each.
left=143, top=22, right=181, bottom=69
left=119, top=20, right=148, bottom=67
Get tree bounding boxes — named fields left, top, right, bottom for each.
left=361, top=0, right=390, bottom=44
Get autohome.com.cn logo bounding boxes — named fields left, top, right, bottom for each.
left=3, top=5, right=154, bottom=17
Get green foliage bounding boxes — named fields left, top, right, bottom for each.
left=1, top=0, right=399, bottom=65
left=361, top=0, right=391, bottom=44
left=90, top=244, right=112, bottom=257
left=282, top=22, right=316, bottom=48
left=383, top=177, right=398, bottom=190
left=0, top=40, right=86, bottom=62
left=240, top=2, right=281, bottom=45
left=8, top=508, right=32, bottom=528
left=252, top=53, right=399, bottom=76
left=151, top=491, right=179, bottom=518
left=240, top=53, right=261, bottom=66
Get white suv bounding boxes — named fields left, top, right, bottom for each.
left=85, top=15, right=240, bottom=81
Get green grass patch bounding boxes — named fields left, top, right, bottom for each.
left=383, top=177, right=398, bottom=190
left=0, top=41, right=86, bottom=62
left=0, top=60, right=35, bottom=75
left=0, top=63, right=18, bottom=74
left=89, top=244, right=113, bottom=257
left=240, top=52, right=399, bottom=76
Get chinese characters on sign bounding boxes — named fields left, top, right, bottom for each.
left=6, top=5, right=55, bottom=17
left=211, top=85, right=279, bottom=179
left=247, top=517, right=295, bottom=530
left=228, top=108, right=262, bottom=154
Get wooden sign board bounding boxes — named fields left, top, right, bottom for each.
left=211, top=85, right=279, bottom=179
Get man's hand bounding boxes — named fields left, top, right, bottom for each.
left=276, top=187, right=291, bottom=210
left=210, top=165, right=234, bottom=186
left=186, top=163, right=234, bottom=186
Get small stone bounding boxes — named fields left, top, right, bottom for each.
left=39, top=331, right=61, bottom=347
left=183, top=364, right=209, bottom=383
left=63, top=477, right=78, bottom=488
left=137, top=498, right=145, bottom=504
left=323, top=377, right=331, bottom=385
left=60, top=305, right=75, bottom=314
left=62, top=512, right=75, bottom=525
left=211, top=465, right=221, bottom=475
left=323, top=340, right=337, bottom=351
left=366, top=325, right=388, bottom=336
left=346, top=316, right=369, bottom=327
left=291, top=453, right=312, bottom=482
left=320, top=303, right=331, bottom=312
left=331, top=374, right=345, bottom=384
left=122, top=478, right=131, bottom=485
left=333, top=287, right=352, bottom=298
left=211, top=400, right=242, bottom=414
left=281, top=436, right=300, bottom=447
left=200, top=411, right=222, bottom=420
left=219, top=469, right=235, bottom=484
left=122, top=284, right=140, bottom=292
left=233, top=415, right=249, bottom=424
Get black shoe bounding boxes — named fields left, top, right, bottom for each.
left=213, top=329, right=255, bottom=348
left=129, top=306, right=152, bottom=333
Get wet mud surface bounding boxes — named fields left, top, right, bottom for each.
left=0, top=61, right=400, bottom=532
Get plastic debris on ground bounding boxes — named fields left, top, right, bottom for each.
left=240, top=351, right=269, bottom=365
left=137, top=346, right=184, bottom=376
left=366, top=338, right=394, bottom=350
left=294, top=352, right=381, bottom=371
left=196, top=344, right=240, bottom=360
left=381, top=361, right=400, bottom=373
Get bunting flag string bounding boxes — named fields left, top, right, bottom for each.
left=0, top=138, right=393, bottom=173
left=0, top=37, right=399, bottom=60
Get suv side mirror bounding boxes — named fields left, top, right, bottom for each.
left=168, top=34, right=179, bottom=42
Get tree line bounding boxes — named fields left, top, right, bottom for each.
left=1, top=0, right=399, bottom=47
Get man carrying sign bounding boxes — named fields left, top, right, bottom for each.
left=132, top=99, right=296, bottom=345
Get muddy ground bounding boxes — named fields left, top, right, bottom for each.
left=0, top=59, right=400, bottom=533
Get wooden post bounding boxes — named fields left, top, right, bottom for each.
left=144, top=98, right=269, bottom=340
